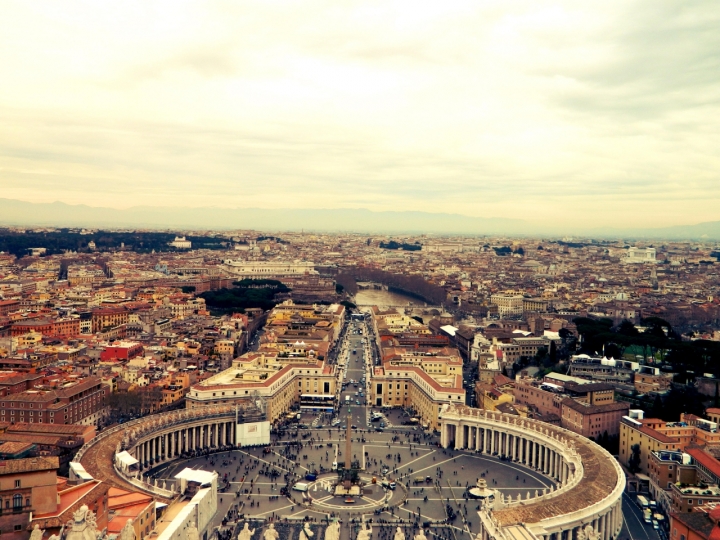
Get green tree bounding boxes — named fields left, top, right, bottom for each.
left=649, top=394, right=664, bottom=419
left=549, top=341, right=557, bottom=364
left=604, top=343, right=622, bottom=359
left=617, top=319, right=639, bottom=337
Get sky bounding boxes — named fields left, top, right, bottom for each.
left=0, top=1, right=719, bottom=229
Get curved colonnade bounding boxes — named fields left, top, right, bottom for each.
left=439, top=405, right=624, bottom=540
left=76, top=406, right=238, bottom=499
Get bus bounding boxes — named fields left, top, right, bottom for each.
left=300, top=394, right=335, bottom=412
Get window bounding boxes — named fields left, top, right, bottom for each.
left=12, top=495, right=21, bottom=509
left=14, top=481, right=19, bottom=488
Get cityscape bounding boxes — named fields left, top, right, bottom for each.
left=2, top=2, right=720, bottom=540
left=1, top=229, right=720, bottom=540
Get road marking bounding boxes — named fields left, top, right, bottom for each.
left=410, top=456, right=471, bottom=476
left=461, top=454, right=552, bottom=488
left=253, top=503, right=295, bottom=517
left=622, top=493, right=651, bottom=540
left=397, top=449, right=437, bottom=472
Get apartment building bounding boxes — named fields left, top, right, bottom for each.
left=10, top=318, right=79, bottom=338
left=669, top=505, right=720, bottom=540
left=0, top=300, right=20, bottom=317
left=0, top=376, right=106, bottom=426
left=513, top=377, right=629, bottom=438
left=222, top=260, right=316, bottom=278
left=0, top=457, right=59, bottom=540
left=91, top=307, right=129, bottom=333
left=620, top=411, right=720, bottom=478
left=489, top=294, right=524, bottom=317
left=186, top=352, right=337, bottom=423
left=370, top=349, right=465, bottom=430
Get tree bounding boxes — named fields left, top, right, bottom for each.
left=628, top=444, right=641, bottom=473
left=535, top=347, right=550, bottom=367
left=617, top=320, right=639, bottom=337
left=558, top=328, right=577, bottom=357
left=181, top=286, right=196, bottom=294
left=549, top=341, right=557, bottom=364
left=658, top=386, right=705, bottom=421
left=649, top=394, right=664, bottom=419
left=604, top=343, right=622, bottom=360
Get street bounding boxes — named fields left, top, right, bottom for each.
left=620, top=494, right=663, bottom=540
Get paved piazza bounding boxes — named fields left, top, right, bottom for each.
left=77, top=318, right=639, bottom=540
left=151, top=425, right=554, bottom=539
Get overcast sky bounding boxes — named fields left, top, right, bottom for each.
left=0, top=1, right=718, bottom=228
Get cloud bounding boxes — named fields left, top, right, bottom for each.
left=0, top=0, right=718, bottom=228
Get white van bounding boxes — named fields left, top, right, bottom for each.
left=293, top=482, right=310, bottom=492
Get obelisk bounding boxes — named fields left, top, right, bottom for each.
left=345, top=405, right=352, bottom=470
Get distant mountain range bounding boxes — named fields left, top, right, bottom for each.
left=0, top=198, right=527, bottom=235
left=1, top=198, right=719, bottom=239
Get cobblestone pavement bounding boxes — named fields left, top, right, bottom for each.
left=147, top=320, right=638, bottom=540
left=151, top=426, right=556, bottom=540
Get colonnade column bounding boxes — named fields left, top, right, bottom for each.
left=484, top=429, right=489, bottom=454
left=527, top=439, right=532, bottom=467
left=603, top=512, right=610, bottom=540
left=530, top=441, right=535, bottom=468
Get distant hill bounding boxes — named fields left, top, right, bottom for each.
left=1, top=198, right=719, bottom=239
left=0, top=198, right=527, bottom=235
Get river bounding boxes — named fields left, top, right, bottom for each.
left=353, top=287, right=425, bottom=308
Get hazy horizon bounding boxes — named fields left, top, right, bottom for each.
left=4, top=197, right=720, bottom=239
left=1, top=2, right=719, bottom=228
